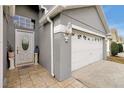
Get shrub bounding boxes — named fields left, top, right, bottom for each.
left=118, top=43, right=123, bottom=53
left=111, top=42, right=119, bottom=56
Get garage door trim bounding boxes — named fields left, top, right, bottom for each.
left=72, top=24, right=106, bottom=38
left=71, top=24, right=105, bottom=71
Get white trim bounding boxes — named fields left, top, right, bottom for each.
left=40, top=5, right=48, bottom=14
left=39, top=5, right=109, bottom=34
left=15, top=29, right=35, bottom=33
left=72, top=24, right=105, bottom=38
left=96, top=6, right=110, bottom=33
left=0, top=6, right=3, bottom=88
left=9, top=5, right=15, bottom=16
left=54, top=24, right=66, bottom=33
left=15, top=29, right=35, bottom=66
left=39, top=5, right=60, bottom=23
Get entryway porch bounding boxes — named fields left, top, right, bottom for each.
left=7, top=64, right=86, bottom=88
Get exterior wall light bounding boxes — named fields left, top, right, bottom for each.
left=64, top=22, right=72, bottom=43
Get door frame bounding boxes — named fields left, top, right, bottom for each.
left=15, top=29, right=35, bottom=67
left=0, top=6, right=3, bottom=88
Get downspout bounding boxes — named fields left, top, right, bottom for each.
left=47, top=17, right=54, bottom=77
left=40, top=5, right=48, bottom=14
left=40, top=5, right=68, bottom=77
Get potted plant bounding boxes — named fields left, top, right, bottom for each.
left=8, top=44, right=14, bottom=58
left=7, top=44, right=15, bottom=70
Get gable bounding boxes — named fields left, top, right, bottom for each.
left=62, top=6, right=106, bottom=33
left=111, top=29, right=119, bottom=42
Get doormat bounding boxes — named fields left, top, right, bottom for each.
left=18, top=65, right=33, bottom=70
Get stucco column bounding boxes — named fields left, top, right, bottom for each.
left=103, top=38, right=107, bottom=60
left=107, top=39, right=110, bottom=56
left=0, top=5, right=3, bottom=88
left=107, top=38, right=112, bottom=56
left=106, top=34, right=112, bottom=56
left=53, top=24, right=71, bottom=81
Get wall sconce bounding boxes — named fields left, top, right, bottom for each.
left=64, top=22, right=72, bottom=43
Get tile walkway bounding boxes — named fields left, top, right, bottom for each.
left=7, top=64, right=87, bottom=88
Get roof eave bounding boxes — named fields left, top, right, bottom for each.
left=39, top=5, right=110, bottom=34
left=39, top=5, right=94, bottom=24
left=96, top=5, right=110, bottom=34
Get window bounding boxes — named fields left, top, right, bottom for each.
left=83, top=35, right=86, bottom=40
left=78, top=35, right=82, bottom=39
left=88, top=38, right=90, bottom=40
left=26, top=18, right=31, bottom=24
left=13, top=15, right=35, bottom=29
left=95, top=38, right=97, bottom=41
left=98, top=38, right=99, bottom=42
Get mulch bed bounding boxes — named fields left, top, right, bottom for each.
left=107, top=56, right=124, bottom=64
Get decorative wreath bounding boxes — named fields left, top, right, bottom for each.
left=22, top=39, right=29, bottom=51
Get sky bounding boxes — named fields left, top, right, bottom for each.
left=103, top=5, right=124, bottom=37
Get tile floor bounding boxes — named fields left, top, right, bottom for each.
left=7, top=64, right=87, bottom=88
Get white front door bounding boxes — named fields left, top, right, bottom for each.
left=72, top=29, right=103, bottom=71
left=15, top=29, right=34, bottom=66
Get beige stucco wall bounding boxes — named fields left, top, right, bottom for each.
left=118, top=36, right=124, bottom=44
left=111, top=28, right=119, bottom=43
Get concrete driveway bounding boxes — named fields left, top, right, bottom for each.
left=118, top=52, right=124, bottom=57
left=72, top=60, right=124, bottom=88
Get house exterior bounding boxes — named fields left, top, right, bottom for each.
left=118, top=36, right=124, bottom=44
left=111, top=28, right=119, bottom=43
left=0, top=6, right=3, bottom=88
left=0, top=5, right=110, bottom=87
left=118, top=36, right=124, bottom=51
left=111, top=28, right=124, bottom=44
left=110, top=28, right=124, bottom=52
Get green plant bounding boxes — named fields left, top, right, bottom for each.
left=111, top=42, right=119, bottom=56
left=118, top=43, right=123, bottom=53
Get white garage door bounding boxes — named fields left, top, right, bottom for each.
left=72, top=29, right=104, bottom=71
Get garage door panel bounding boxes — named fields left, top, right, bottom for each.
left=72, top=30, right=103, bottom=71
